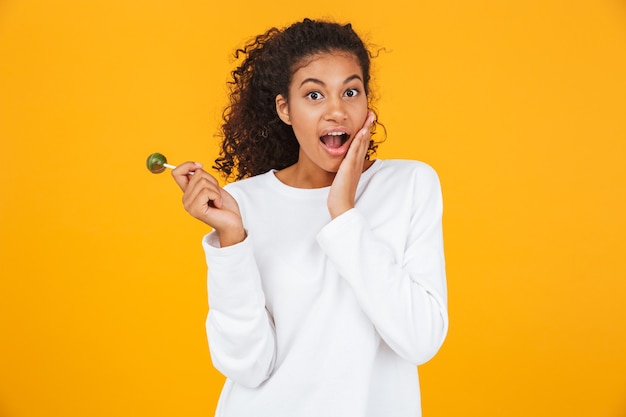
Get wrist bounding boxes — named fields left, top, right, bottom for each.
left=215, top=223, right=246, bottom=247
left=329, top=203, right=354, bottom=220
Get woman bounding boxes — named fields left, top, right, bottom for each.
left=172, top=18, right=448, bottom=417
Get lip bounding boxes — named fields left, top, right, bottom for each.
left=320, top=138, right=352, bottom=157
left=319, top=126, right=352, bottom=157
left=320, top=126, right=352, bottom=137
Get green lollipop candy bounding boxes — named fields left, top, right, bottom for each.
left=146, top=152, right=176, bottom=174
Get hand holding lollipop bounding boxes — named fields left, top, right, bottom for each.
left=145, top=152, right=244, bottom=245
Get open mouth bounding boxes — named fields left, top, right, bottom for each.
left=320, top=131, right=350, bottom=149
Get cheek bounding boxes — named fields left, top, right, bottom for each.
left=289, top=118, right=318, bottom=146
left=353, top=103, right=369, bottom=123
left=289, top=111, right=317, bottom=132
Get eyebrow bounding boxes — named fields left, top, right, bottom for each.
left=299, top=74, right=363, bottom=88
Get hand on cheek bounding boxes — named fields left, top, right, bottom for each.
left=327, top=111, right=375, bottom=219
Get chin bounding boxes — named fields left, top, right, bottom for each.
left=321, top=160, right=343, bottom=174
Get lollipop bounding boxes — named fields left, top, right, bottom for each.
left=146, top=152, right=176, bottom=174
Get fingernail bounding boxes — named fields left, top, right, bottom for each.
left=194, top=162, right=203, bottom=168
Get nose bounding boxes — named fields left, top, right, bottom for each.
left=323, top=96, right=347, bottom=121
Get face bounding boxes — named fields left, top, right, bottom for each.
left=275, top=51, right=369, bottom=176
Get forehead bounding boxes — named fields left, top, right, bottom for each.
left=290, top=51, right=363, bottom=83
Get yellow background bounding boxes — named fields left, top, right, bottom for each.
left=1, top=1, right=625, bottom=416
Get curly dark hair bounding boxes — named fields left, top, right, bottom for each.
left=213, top=18, right=385, bottom=181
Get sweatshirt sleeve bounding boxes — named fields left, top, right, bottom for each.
left=203, top=232, right=277, bottom=387
left=316, top=165, right=448, bottom=365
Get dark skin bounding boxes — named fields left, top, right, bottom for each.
left=171, top=52, right=375, bottom=247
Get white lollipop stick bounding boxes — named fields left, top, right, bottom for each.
left=163, top=162, right=195, bottom=175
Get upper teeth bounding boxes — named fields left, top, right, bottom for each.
left=327, top=132, right=346, bottom=136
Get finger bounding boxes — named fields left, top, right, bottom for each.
left=171, top=161, right=203, bottom=191
left=183, top=175, right=223, bottom=211
left=347, top=113, right=374, bottom=162
left=188, top=187, right=220, bottom=218
left=189, top=172, right=223, bottom=208
left=357, top=111, right=375, bottom=143
left=354, top=112, right=375, bottom=146
left=362, top=111, right=375, bottom=130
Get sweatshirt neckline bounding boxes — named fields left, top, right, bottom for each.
left=266, top=159, right=383, bottom=198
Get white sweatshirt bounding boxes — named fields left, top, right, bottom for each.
left=202, top=159, right=448, bottom=417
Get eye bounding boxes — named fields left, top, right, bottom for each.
left=306, top=91, right=323, bottom=100
left=344, top=88, right=359, bottom=98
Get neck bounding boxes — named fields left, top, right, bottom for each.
left=275, top=158, right=376, bottom=189
left=275, top=163, right=336, bottom=189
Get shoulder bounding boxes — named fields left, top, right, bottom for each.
left=372, top=159, right=441, bottom=185
left=221, top=171, right=278, bottom=224
left=369, top=160, right=443, bottom=210
left=222, top=170, right=275, bottom=197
